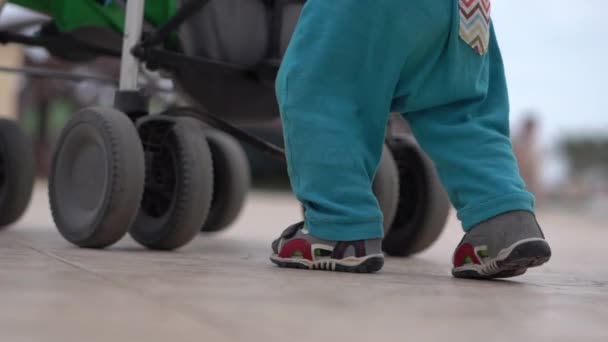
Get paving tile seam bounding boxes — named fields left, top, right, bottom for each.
left=14, top=240, right=248, bottom=341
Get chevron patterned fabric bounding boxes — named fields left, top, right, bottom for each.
left=459, top=0, right=491, bottom=55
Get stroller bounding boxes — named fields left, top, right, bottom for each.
left=0, top=0, right=450, bottom=256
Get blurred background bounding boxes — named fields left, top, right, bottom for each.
left=0, top=0, right=607, bottom=216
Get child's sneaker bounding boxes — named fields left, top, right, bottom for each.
left=452, top=210, right=552, bottom=279
left=270, top=222, right=384, bottom=273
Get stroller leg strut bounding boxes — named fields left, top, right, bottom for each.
left=119, top=0, right=145, bottom=91
left=116, top=0, right=148, bottom=120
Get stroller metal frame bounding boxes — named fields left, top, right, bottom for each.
left=0, top=0, right=286, bottom=160
left=118, top=0, right=286, bottom=160
left=118, top=0, right=145, bottom=91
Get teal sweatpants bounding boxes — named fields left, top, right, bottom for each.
left=276, top=0, right=535, bottom=241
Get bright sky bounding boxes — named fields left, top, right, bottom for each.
left=492, top=0, right=608, bottom=147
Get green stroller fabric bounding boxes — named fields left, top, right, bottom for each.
left=9, top=0, right=177, bottom=45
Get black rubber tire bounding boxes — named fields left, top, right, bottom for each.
left=0, top=119, right=35, bottom=229
left=383, top=134, right=451, bottom=257
left=373, top=145, right=400, bottom=234
left=201, top=129, right=250, bottom=233
left=130, top=116, right=213, bottom=250
left=49, top=107, right=145, bottom=248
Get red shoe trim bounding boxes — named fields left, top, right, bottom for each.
left=278, top=239, right=313, bottom=261
left=453, top=243, right=481, bottom=267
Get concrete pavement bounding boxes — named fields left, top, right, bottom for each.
left=1, top=182, right=607, bottom=342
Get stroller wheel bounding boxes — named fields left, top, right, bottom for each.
left=382, top=134, right=450, bottom=257
left=201, top=129, right=250, bottom=233
left=373, top=145, right=400, bottom=233
left=49, top=107, right=145, bottom=248
left=0, top=119, right=35, bottom=229
left=130, top=116, right=213, bottom=250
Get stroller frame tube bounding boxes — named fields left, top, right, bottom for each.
left=119, top=0, right=145, bottom=91
left=0, top=0, right=287, bottom=161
